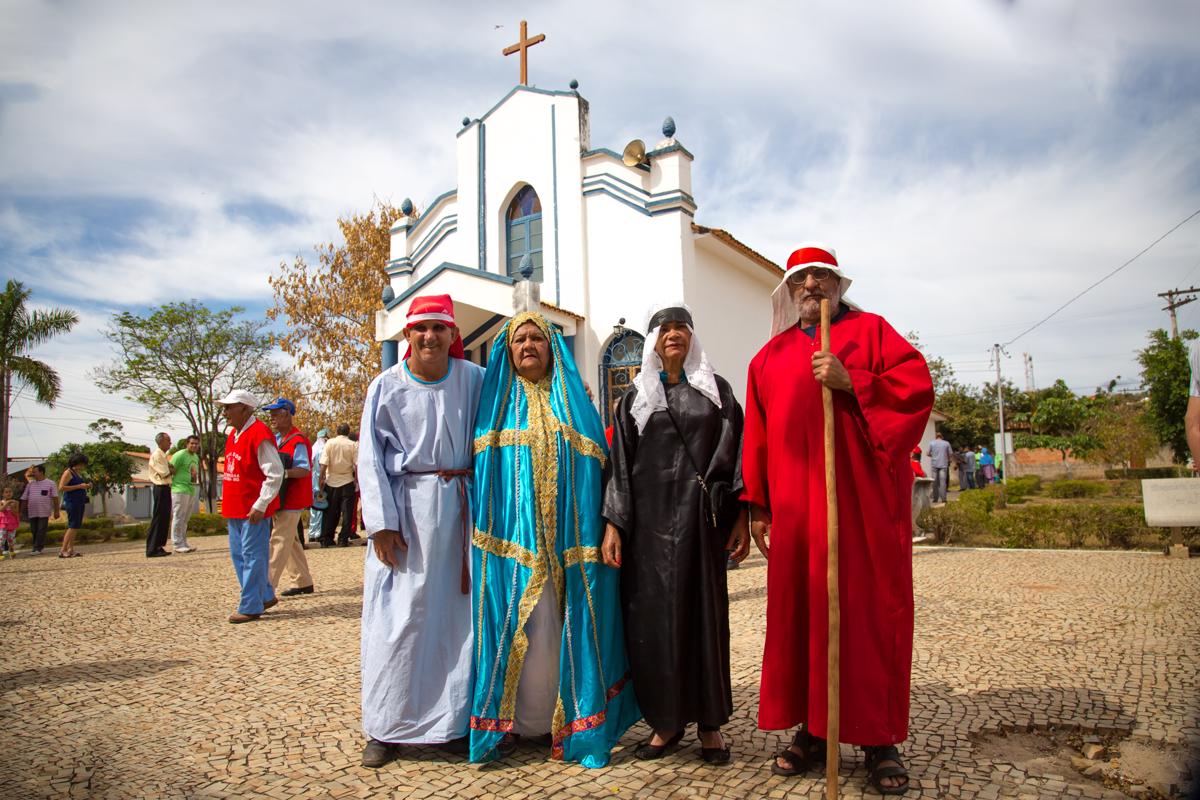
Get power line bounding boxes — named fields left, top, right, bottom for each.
left=1004, top=207, right=1200, bottom=347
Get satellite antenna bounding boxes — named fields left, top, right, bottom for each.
left=621, top=139, right=648, bottom=167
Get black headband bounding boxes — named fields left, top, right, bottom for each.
left=647, top=306, right=693, bottom=332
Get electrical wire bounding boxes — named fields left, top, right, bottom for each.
left=1003, top=207, right=1200, bottom=347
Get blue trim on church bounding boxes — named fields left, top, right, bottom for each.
left=475, top=85, right=583, bottom=126
left=381, top=340, right=399, bottom=370
left=463, top=313, right=506, bottom=348
left=411, top=216, right=458, bottom=270
left=405, top=189, right=458, bottom=236
left=385, top=262, right=515, bottom=311
left=478, top=123, right=487, bottom=270
left=551, top=106, right=561, bottom=306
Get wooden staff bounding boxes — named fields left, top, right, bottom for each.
left=821, top=298, right=840, bottom=800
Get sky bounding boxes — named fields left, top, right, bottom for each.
left=3, top=0, right=1200, bottom=459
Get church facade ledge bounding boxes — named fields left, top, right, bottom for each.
left=391, top=188, right=458, bottom=237
left=409, top=215, right=458, bottom=271
left=582, top=177, right=696, bottom=217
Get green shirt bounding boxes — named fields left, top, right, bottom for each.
left=170, top=450, right=200, bottom=495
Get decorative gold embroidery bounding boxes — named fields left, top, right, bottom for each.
left=562, top=546, right=600, bottom=566
left=473, top=529, right=537, bottom=570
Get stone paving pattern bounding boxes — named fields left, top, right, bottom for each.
left=0, top=541, right=1196, bottom=799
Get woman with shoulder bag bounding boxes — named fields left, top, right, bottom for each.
left=601, top=302, right=749, bottom=766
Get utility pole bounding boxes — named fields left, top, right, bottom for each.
left=1158, top=286, right=1199, bottom=339
left=993, top=343, right=1009, bottom=484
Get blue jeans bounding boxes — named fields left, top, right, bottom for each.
left=227, top=517, right=275, bottom=615
left=933, top=467, right=949, bottom=502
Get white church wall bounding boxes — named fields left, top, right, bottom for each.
left=477, top=89, right=586, bottom=311
left=580, top=195, right=692, bottom=386
left=455, top=121, right=483, bottom=270
left=686, top=236, right=783, bottom=404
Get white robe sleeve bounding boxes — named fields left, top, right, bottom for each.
left=358, top=374, right=404, bottom=538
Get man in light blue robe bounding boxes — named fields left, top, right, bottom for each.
left=357, top=295, right=485, bottom=768
left=469, top=311, right=640, bottom=768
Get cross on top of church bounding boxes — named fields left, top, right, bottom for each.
left=502, top=19, right=545, bottom=86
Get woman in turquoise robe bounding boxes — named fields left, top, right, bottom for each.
left=469, top=311, right=640, bottom=768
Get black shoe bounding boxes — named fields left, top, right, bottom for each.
left=361, top=739, right=397, bottom=768
left=437, top=736, right=470, bottom=755
left=281, top=585, right=315, bottom=597
left=635, top=730, right=685, bottom=760
left=699, top=731, right=732, bottom=765
left=147, top=551, right=171, bottom=558
left=338, top=540, right=350, bottom=547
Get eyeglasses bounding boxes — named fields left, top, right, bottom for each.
left=787, top=267, right=833, bottom=284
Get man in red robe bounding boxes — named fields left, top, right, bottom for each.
left=742, top=243, right=933, bottom=794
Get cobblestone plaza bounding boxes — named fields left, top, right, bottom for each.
left=1, top=542, right=1196, bottom=799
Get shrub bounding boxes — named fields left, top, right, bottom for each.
left=1004, top=475, right=1042, bottom=503
left=918, top=498, right=991, bottom=544
left=1103, top=466, right=1185, bottom=480
left=1044, top=480, right=1105, bottom=499
left=1107, top=480, right=1141, bottom=498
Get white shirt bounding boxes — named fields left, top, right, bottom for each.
left=229, top=418, right=285, bottom=514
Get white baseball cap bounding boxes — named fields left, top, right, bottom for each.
left=216, top=389, right=260, bottom=408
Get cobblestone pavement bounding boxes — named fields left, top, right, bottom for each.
left=0, top=541, right=1196, bottom=799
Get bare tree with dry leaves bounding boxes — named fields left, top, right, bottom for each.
left=267, top=202, right=404, bottom=428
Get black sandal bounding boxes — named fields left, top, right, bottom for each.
left=634, top=729, right=684, bottom=760
left=771, top=728, right=827, bottom=776
left=863, top=744, right=910, bottom=795
left=698, top=731, right=731, bottom=765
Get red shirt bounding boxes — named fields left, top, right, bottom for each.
left=222, top=419, right=280, bottom=519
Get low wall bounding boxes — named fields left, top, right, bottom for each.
left=1006, top=446, right=1177, bottom=481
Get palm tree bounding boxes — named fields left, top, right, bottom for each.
left=0, top=280, right=79, bottom=476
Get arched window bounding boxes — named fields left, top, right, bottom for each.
left=600, top=329, right=644, bottom=426
left=506, top=185, right=543, bottom=282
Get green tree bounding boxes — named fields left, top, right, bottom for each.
left=1081, top=397, right=1159, bottom=470
left=92, top=301, right=273, bottom=512
left=0, top=280, right=78, bottom=475
left=1136, top=328, right=1198, bottom=462
left=45, top=439, right=136, bottom=517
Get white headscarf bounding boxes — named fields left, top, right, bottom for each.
left=630, top=301, right=722, bottom=434
left=769, top=242, right=860, bottom=339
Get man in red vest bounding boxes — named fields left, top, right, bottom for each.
left=743, top=244, right=933, bottom=794
left=218, top=389, right=285, bottom=624
left=263, top=397, right=316, bottom=597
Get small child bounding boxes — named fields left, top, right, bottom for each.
left=0, top=486, right=19, bottom=558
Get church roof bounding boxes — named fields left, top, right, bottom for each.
left=692, top=224, right=784, bottom=277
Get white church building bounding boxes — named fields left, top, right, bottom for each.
left=375, top=74, right=785, bottom=425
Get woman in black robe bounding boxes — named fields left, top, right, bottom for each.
left=600, top=303, right=749, bottom=765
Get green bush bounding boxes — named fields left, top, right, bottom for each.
left=1107, top=480, right=1141, bottom=498
left=1044, top=479, right=1106, bottom=499
left=919, top=498, right=991, bottom=544
left=1103, top=466, right=1185, bottom=480
left=1004, top=475, right=1042, bottom=503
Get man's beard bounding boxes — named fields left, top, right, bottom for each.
left=798, top=289, right=841, bottom=323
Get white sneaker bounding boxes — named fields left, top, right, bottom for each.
left=175, top=546, right=196, bottom=553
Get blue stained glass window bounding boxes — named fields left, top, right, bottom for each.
left=506, top=185, right=543, bottom=282
left=600, top=331, right=645, bottom=426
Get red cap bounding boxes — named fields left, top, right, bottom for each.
left=403, top=294, right=465, bottom=359
left=786, top=246, right=838, bottom=270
